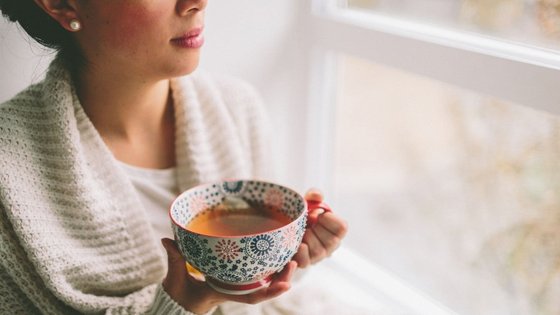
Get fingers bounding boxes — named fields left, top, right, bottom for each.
left=313, top=221, right=342, bottom=255
left=226, top=261, right=298, bottom=304
left=261, top=261, right=297, bottom=297
left=275, top=260, right=298, bottom=283
left=305, top=188, right=329, bottom=227
left=305, top=228, right=329, bottom=262
left=161, top=238, right=188, bottom=300
left=161, top=238, right=181, bottom=260
left=305, top=188, right=324, bottom=202
left=162, top=238, right=187, bottom=277
left=317, top=212, right=348, bottom=238
left=295, top=211, right=348, bottom=268
left=162, top=238, right=209, bottom=287
left=293, top=230, right=325, bottom=269
left=307, top=208, right=322, bottom=227
left=161, top=238, right=227, bottom=313
left=292, top=242, right=311, bottom=268
left=160, top=238, right=298, bottom=310
left=255, top=260, right=296, bottom=298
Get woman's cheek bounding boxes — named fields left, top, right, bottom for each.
left=104, top=7, right=166, bottom=50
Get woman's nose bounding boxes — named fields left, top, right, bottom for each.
left=177, top=0, right=208, bottom=16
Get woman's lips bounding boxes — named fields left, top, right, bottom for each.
left=171, top=27, right=204, bottom=49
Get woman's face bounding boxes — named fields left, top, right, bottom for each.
left=74, top=0, right=207, bottom=80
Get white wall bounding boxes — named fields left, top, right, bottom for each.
left=201, top=1, right=311, bottom=190
left=0, top=1, right=311, bottom=190
left=0, top=19, right=53, bottom=102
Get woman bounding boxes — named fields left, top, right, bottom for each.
left=0, top=0, right=348, bottom=314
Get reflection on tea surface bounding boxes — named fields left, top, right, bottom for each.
left=187, top=197, right=292, bottom=236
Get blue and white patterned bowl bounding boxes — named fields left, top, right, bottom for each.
left=169, top=179, right=308, bottom=295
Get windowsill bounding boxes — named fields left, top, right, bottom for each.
left=301, top=247, right=461, bottom=315
left=323, top=6, right=560, bottom=70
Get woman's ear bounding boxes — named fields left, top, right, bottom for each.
left=33, top=0, right=79, bottom=32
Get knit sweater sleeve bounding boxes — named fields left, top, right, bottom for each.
left=105, top=284, right=212, bottom=315
left=0, top=199, right=210, bottom=315
left=0, top=202, right=208, bottom=315
left=0, top=203, right=88, bottom=315
left=144, top=285, right=217, bottom=315
left=0, top=263, right=44, bottom=315
left=0, top=266, right=206, bottom=315
left=208, top=73, right=274, bottom=179
left=0, top=204, right=81, bottom=315
left=0, top=70, right=211, bottom=314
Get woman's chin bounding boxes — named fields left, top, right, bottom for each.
left=167, top=55, right=201, bottom=77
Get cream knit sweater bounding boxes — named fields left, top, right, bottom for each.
left=0, top=58, right=268, bottom=314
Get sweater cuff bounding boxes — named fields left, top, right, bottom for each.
left=147, top=284, right=217, bottom=315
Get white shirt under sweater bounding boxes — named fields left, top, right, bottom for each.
left=118, top=162, right=179, bottom=241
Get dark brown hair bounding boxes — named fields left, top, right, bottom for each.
left=0, top=0, right=83, bottom=70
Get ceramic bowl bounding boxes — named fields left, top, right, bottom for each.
left=170, top=179, right=310, bottom=295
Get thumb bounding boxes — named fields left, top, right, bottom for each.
left=305, top=188, right=324, bottom=202
left=161, top=238, right=187, bottom=277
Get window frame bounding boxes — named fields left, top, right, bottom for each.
left=303, top=0, right=560, bottom=194
left=307, top=1, right=560, bottom=115
left=300, top=1, right=560, bottom=313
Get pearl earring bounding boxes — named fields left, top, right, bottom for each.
left=69, top=19, right=82, bottom=31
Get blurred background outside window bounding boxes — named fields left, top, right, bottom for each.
left=349, top=0, right=560, bottom=51
left=333, top=54, right=559, bottom=315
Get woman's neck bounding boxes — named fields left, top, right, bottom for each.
left=77, top=67, right=171, bottom=138
left=76, top=65, right=176, bottom=169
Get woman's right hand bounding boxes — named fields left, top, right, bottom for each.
left=160, top=238, right=297, bottom=314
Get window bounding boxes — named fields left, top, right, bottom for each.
left=348, top=0, right=560, bottom=52
left=302, top=1, right=560, bottom=314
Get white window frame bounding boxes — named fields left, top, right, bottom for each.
left=300, top=1, right=560, bottom=314
left=303, top=0, right=560, bottom=192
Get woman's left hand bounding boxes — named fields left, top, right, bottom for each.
left=292, top=189, right=348, bottom=268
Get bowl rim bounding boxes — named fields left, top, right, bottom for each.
left=168, top=178, right=308, bottom=238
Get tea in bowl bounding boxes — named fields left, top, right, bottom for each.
left=169, top=179, right=328, bottom=295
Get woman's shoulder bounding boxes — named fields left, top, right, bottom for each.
left=0, top=58, right=69, bottom=117
left=0, top=57, right=71, bottom=113
left=1, top=82, right=44, bottom=106
left=0, top=70, right=70, bottom=163
left=0, top=83, right=48, bottom=130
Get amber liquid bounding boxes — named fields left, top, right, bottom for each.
left=187, top=205, right=292, bottom=236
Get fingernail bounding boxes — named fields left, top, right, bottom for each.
left=305, top=188, right=323, bottom=202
